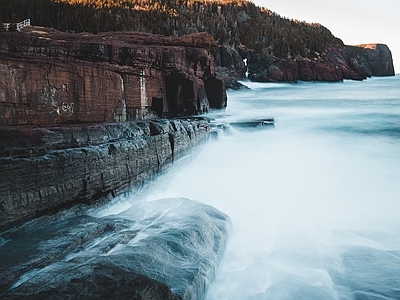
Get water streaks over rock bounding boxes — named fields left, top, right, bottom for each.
left=0, top=198, right=231, bottom=300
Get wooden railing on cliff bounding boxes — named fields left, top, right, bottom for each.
left=2, top=19, right=31, bottom=32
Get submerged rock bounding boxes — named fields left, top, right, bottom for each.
left=0, top=198, right=231, bottom=300
left=230, top=118, right=275, bottom=129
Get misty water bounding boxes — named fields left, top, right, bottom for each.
left=96, top=75, right=400, bottom=299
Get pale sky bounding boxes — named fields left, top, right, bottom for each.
left=253, top=0, right=399, bottom=73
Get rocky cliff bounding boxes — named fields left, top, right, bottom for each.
left=350, top=43, right=395, bottom=77
left=1, top=1, right=396, bottom=88
left=0, top=26, right=231, bottom=299
left=0, top=26, right=227, bottom=125
left=0, top=118, right=210, bottom=229
left=217, top=43, right=395, bottom=86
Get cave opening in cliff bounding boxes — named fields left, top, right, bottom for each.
left=151, top=97, right=163, bottom=117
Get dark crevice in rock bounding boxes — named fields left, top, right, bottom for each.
left=149, top=122, right=161, bottom=136
left=108, top=143, right=117, bottom=155
left=168, top=133, right=175, bottom=160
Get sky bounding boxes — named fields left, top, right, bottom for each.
left=253, top=0, right=399, bottom=73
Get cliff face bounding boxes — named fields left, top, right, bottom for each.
left=0, top=27, right=227, bottom=125
left=216, top=43, right=395, bottom=85
left=356, top=44, right=395, bottom=76
left=0, top=118, right=210, bottom=229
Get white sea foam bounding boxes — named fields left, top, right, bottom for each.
left=95, top=76, right=400, bottom=299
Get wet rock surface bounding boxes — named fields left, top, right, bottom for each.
left=230, top=118, right=275, bottom=129
left=0, top=118, right=210, bottom=229
left=0, top=198, right=231, bottom=300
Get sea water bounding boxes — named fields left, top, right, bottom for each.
left=98, top=76, right=400, bottom=299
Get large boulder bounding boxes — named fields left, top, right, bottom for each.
left=0, top=198, right=231, bottom=300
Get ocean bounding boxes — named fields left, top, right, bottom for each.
left=96, top=75, right=400, bottom=299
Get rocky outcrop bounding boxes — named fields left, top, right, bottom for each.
left=0, top=198, right=231, bottom=300
left=0, top=118, right=210, bottom=229
left=215, top=43, right=394, bottom=84
left=213, top=45, right=247, bottom=89
left=245, top=43, right=394, bottom=83
left=0, top=27, right=227, bottom=125
left=353, top=44, right=395, bottom=76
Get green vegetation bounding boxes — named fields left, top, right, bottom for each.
left=0, top=0, right=343, bottom=58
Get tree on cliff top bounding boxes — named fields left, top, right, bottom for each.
left=0, top=0, right=343, bottom=59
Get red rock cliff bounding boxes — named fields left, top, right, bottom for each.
left=217, top=43, right=395, bottom=85
left=0, top=27, right=227, bottom=125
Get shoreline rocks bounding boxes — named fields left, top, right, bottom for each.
left=0, top=118, right=210, bottom=229
left=215, top=43, right=395, bottom=86
left=0, top=198, right=231, bottom=300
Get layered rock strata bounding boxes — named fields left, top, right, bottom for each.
left=0, top=27, right=227, bottom=125
left=0, top=118, right=210, bottom=229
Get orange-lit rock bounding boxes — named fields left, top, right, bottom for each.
left=358, top=44, right=395, bottom=76
left=0, top=27, right=227, bottom=125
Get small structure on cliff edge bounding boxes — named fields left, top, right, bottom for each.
left=2, top=19, right=31, bottom=32
left=0, top=26, right=227, bottom=126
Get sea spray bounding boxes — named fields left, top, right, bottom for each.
left=132, top=76, right=400, bottom=299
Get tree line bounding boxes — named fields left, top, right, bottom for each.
left=0, top=0, right=343, bottom=59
